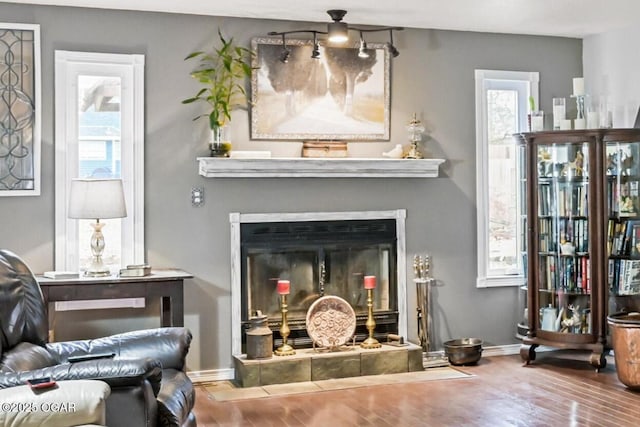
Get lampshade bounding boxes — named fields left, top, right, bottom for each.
left=68, top=178, right=127, bottom=219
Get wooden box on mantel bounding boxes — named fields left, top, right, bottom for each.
left=302, top=141, right=348, bottom=158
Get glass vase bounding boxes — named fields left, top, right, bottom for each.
left=210, top=125, right=231, bottom=157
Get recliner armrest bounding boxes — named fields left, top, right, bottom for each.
left=0, top=358, right=163, bottom=396
left=0, top=380, right=110, bottom=427
left=48, top=327, right=192, bottom=371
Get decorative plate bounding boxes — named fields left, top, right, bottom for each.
left=306, top=295, right=356, bottom=349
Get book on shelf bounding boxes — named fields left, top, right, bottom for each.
left=631, top=222, right=640, bottom=258
left=619, top=180, right=640, bottom=217
left=619, top=259, right=640, bottom=295
left=42, top=271, right=80, bottom=279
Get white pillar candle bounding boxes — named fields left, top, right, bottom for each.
left=574, top=118, right=586, bottom=130
left=553, top=98, right=566, bottom=129
left=531, top=115, right=544, bottom=132
left=573, top=77, right=585, bottom=96
left=587, top=111, right=600, bottom=129
left=560, top=119, right=572, bottom=130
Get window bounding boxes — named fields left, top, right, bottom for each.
left=475, top=70, right=539, bottom=287
left=54, top=51, right=144, bottom=308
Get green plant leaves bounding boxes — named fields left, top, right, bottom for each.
left=182, top=29, right=255, bottom=130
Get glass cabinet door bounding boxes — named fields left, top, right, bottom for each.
left=517, top=141, right=528, bottom=339
left=606, top=140, right=640, bottom=312
left=536, top=142, right=592, bottom=336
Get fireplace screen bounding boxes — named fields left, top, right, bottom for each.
left=240, top=219, right=398, bottom=349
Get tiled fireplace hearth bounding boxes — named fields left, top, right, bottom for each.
left=230, top=210, right=408, bottom=356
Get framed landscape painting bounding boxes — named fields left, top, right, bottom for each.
left=251, top=37, right=390, bottom=141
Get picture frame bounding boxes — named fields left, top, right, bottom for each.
left=250, top=37, right=390, bottom=141
left=0, top=23, right=41, bottom=196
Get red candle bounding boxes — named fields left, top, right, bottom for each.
left=277, top=280, right=290, bottom=295
left=364, top=275, right=376, bottom=289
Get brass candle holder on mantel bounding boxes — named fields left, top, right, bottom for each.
left=275, top=280, right=295, bottom=356
left=361, top=276, right=381, bottom=349
left=404, top=113, right=425, bottom=159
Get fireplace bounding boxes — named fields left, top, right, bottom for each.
left=230, top=210, right=407, bottom=355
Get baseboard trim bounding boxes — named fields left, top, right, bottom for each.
left=187, top=368, right=235, bottom=384
left=482, top=344, right=521, bottom=357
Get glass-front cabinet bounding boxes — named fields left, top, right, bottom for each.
left=606, top=138, right=640, bottom=314
left=516, top=129, right=640, bottom=370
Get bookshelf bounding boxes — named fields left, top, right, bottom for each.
left=516, top=129, right=640, bottom=370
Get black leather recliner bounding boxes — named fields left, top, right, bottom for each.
left=0, top=249, right=197, bottom=426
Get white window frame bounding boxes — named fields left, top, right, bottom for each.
left=54, top=51, right=145, bottom=308
left=475, top=69, right=539, bottom=288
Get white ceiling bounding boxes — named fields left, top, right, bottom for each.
left=6, top=0, right=640, bottom=38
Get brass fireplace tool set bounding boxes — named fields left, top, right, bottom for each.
left=414, top=254, right=448, bottom=366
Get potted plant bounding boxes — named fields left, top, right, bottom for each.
left=182, top=29, right=253, bottom=156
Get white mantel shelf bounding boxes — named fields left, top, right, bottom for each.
left=197, top=157, right=446, bottom=178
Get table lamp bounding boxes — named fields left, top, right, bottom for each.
left=68, top=178, right=127, bottom=277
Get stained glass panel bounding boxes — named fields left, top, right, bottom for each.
left=0, top=24, right=40, bottom=196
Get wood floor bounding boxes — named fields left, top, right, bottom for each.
left=193, top=351, right=640, bottom=426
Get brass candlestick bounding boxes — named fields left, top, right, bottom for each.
left=361, top=288, right=381, bottom=349
left=275, top=294, right=295, bottom=356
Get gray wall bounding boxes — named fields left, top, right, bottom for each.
left=0, top=2, right=582, bottom=371
left=584, top=24, right=640, bottom=127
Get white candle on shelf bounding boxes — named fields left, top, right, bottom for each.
left=573, top=77, right=585, bottom=96
left=553, top=98, right=566, bottom=130
left=530, top=111, right=544, bottom=131
left=574, top=118, right=586, bottom=130
left=587, top=111, right=600, bottom=129
left=560, top=119, right=572, bottom=130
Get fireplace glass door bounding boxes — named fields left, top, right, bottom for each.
left=240, top=219, right=398, bottom=349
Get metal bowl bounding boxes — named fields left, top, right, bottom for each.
left=443, top=338, right=483, bottom=366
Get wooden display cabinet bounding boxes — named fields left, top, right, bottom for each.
left=515, top=129, right=640, bottom=370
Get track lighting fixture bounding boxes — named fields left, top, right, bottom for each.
left=327, top=9, right=349, bottom=43
left=358, top=31, right=369, bottom=59
left=268, top=10, right=403, bottom=62
left=387, top=29, right=400, bottom=58
left=279, top=34, right=291, bottom=63
left=311, top=31, right=321, bottom=59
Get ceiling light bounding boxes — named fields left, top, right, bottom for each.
left=279, top=34, right=290, bottom=63
left=268, top=10, right=403, bottom=60
left=327, top=9, right=349, bottom=43
left=311, top=32, right=321, bottom=59
left=387, top=29, right=400, bottom=58
left=358, top=31, right=369, bottom=59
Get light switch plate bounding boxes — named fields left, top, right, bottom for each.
left=191, top=187, right=204, bottom=207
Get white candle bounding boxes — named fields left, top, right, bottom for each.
left=587, top=111, right=600, bottom=129
left=560, top=119, right=572, bottom=130
left=531, top=115, right=544, bottom=132
left=553, top=102, right=566, bottom=129
left=574, top=118, right=586, bottom=130
left=573, top=77, right=585, bottom=96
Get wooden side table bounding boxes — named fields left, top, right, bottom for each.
left=36, top=269, right=193, bottom=327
